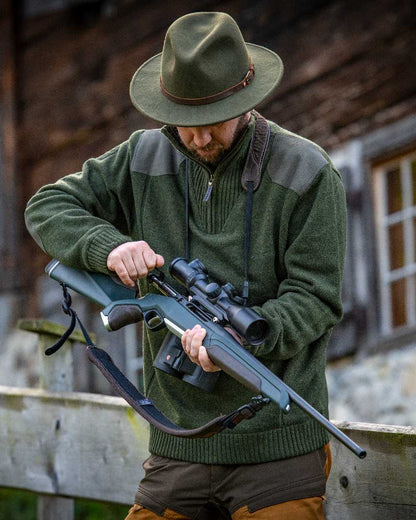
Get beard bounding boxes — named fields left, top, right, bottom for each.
left=186, top=114, right=250, bottom=168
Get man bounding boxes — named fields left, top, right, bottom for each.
left=25, top=12, right=346, bottom=520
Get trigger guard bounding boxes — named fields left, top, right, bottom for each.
left=143, top=310, right=165, bottom=331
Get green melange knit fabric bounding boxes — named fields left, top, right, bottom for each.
left=25, top=113, right=347, bottom=464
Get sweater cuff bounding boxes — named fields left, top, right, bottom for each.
left=86, top=226, right=132, bottom=273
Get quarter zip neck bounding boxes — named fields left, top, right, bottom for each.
left=161, top=115, right=255, bottom=206
left=162, top=115, right=256, bottom=203
left=203, top=172, right=215, bottom=202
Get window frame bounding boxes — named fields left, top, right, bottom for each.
left=373, top=151, right=416, bottom=335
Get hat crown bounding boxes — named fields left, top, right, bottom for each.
left=161, top=12, right=250, bottom=100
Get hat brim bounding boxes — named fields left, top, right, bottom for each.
left=129, top=43, right=284, bottom=127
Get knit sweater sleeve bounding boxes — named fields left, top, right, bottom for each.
left=25, top=131, right=144, bottom=273
left=250, top=164, right=347, bottom=360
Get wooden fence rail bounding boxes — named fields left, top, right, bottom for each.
left=0, top=321, right=415, bottom=519
left=0, top=386, right=148, bottom=505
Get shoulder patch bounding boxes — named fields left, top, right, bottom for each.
left=266, top=128, right=329, bottom=195
left=130, top=129, right=185, bottom=176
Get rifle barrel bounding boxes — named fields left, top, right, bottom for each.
left=287, top=386, right=366, bottom=458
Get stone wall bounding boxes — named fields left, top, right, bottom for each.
left=327, top=344, right=416, bottom=427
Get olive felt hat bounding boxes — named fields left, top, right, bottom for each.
left=129, top=12, right=284, bottom=127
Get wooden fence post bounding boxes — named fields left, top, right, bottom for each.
left=37, top=496, right=74, bottom=520
left=17, top=319, right=96, bottom=520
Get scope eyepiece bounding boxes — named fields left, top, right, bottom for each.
left=225, top=304, right=269, bottom=345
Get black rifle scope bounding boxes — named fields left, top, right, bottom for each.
left=169, top=257, right=269, bottom=346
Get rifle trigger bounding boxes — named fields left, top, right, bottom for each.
left=143, top=310, right=165, bottom=331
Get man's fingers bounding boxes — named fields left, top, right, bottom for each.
left=107, top=241, right=165, bottom=285
left=122, top=255, right=139, bottom=280
left=188, top=326, right=206, bottom=360
left=142, top=247, right=164, bottom=275
left=199, top=347, right=221, bottom=372
left=118, top=262, right=136, bottom=287
left=112, top=255, right=138, bottom=287
left=109, top=264, right=134, bottom=287
left=107, top=251, right=136, bottom=287
left=181, top=326, right=204, bottom=361
left=155, top=254, right=165, bottom=268
left=181, top=325, right=221, bottom=372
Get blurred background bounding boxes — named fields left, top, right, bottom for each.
left=1, top=0, right=416, bottom=429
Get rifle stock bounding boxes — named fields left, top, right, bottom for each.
left=46, top=259, right=137, bottom=306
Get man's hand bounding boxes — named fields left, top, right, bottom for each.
left=107, top=241, right=164, bottom=287
left=181, top=325, right=221, bottom=373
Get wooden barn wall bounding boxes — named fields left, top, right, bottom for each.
left=14, top=0, right=416, bottom=281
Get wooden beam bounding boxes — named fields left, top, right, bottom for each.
left=19, top=319, right=98, bottom=519
left=327, top=421, right=416, bottom=519
left=1, top=384, right=415, bottom=517
left=0, top=386, right=149, bottom=505
left=17, top=318, right=97, bottom=346
left=37, top=496, right=74, bottom=520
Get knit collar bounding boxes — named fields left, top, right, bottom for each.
left=161, top=112, right=256, bottom=175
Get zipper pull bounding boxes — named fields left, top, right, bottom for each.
left=203, top=175, right=214, bottom=202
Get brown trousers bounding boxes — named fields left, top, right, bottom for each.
left=124, top=445, right=332, bottom=520
left=125, top=497, right=326, bottom=519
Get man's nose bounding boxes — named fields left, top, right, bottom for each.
left=191, top=127, right=212, bottom=148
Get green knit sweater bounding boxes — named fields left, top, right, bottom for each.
left=25, top=113, right=347, bottom=464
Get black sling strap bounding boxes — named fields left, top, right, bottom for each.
left=87, top=343, right=269, bottom=438
left=46, top=114, right=271, bottom=439
left=241, top=111, right=270, bottom=193
left=241, top=111, right=270, bottom=304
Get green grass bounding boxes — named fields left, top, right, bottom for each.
left=0, top=489, right=35, bottom=520
left=0, top=489, right=129, bottom=520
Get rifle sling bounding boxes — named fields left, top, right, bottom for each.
left=87, top=343, right=268, bottom=438
left=241, top=111, right=270, bottom=193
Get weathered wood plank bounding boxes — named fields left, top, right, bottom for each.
left=19, top=0, right=219, bottom=167
left=259, top=0, right=415, bottom=95
left=327, top=421, right=416, bottom=519
left=19, top=0, right=416, bottom=166
left=1, top=386, right=416, bottom=515
left=37, top=496, right=74, bottom=520
left=0, top=386, right=149, bottom=505
left=17, top=318, right=96, bottom=345
left=0, top=0, right=19, bottom=290
left=268, top=24, right=416, bottom=148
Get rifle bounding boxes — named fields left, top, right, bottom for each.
left=46, top=257, right=366, bottom=459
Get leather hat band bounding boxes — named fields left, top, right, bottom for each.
left=160, top=60, right=255, bottom=106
